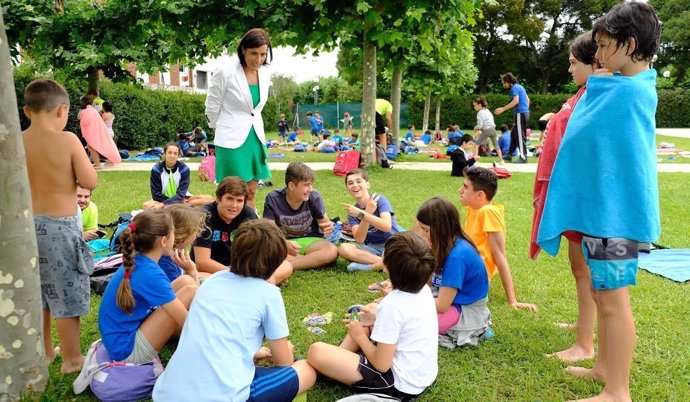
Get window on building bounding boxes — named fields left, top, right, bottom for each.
left=196, top=71, right=208, bottom=89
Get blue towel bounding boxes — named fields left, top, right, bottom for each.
left=639, top=249, right=690, bottom=282
left=538, top=69, right=660, bottom=256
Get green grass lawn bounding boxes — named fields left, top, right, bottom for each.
left=43, top=170, right=690, bottom=401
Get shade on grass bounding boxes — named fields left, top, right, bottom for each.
left=42, top=170, right=690, bottom=401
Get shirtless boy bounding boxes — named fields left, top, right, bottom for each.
left=23, top=79, right=98, bottom=373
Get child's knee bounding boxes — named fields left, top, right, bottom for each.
left=306, top=342, right=328, bottom=365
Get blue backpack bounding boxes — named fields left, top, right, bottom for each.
left=107, top=213, right=133, bottom=253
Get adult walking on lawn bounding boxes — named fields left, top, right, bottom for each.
left=494, top=73, right=530, bottom=164
left=205, top=28, right=273, bottom=210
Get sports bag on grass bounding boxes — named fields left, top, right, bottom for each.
left=74, top=339, right=163, bottom=402
left=490, top=162, right=511, bottom=179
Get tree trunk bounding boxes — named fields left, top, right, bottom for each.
left=0, top=10, right=49, bottom=400
left=87, top=67, right=99, bottom=94
left=360, top=22, right=377, bottom=167
left=434, top=96, right=441, bottom=132
left=422, top=91, right=431, bottom=133
left=390, top=66, right=402, bottom=145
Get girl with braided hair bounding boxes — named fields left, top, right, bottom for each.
left=98, top=210, right=198, bottom=363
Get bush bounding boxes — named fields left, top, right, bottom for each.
left=408, top=90, right=690, bottom=129
left=13, top=69, right=207, bottom=150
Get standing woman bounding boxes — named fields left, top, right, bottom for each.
left=205, top=28, right=273, bottom=209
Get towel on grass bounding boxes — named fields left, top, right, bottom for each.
left=639, top=249, right=690, bottom=282
left=537, top=69, right=660, bottom=256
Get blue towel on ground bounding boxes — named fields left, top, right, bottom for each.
left=538, top=69, right=660, bottom=256
left=639, top=249, right=690, bottom=282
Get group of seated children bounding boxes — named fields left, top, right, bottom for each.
left=176, top=126, right=208, bottom=157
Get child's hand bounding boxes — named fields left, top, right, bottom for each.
left=172, top=248, right=196, bottom=274
left=365, top=193, right=380, bottom=214
left=286, top=240, right=301, bottom=256
left=347, top=319, right=367, bottom=341
left=342, top=203, right=361, bottom=217
left=593, top=67, right=613, bottom=76
left=510, top=301, right=539, bottom=313
left=319, top=220, right=334, bottom=236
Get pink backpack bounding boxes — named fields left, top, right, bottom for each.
left=333, top=150, right=361, bottom=176
left=198, top=155, right=216, bottom=183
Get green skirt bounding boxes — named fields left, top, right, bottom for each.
left=215, top=128, right=271, bottom=183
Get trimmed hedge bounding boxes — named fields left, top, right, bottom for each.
left=408, top=91, right=690, bottom=130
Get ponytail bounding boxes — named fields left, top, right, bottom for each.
left=116, top=225, right=136, bottom=314
left=114, top=211, right=173, bottom=314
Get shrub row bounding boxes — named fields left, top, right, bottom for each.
left=408, top=90, right=690, bottom=130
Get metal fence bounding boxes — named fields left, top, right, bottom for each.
left=292, top=102, right=409, bottom=131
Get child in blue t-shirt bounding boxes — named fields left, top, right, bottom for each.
left=158, top=204, right=208, bottom=282
left=153, top=220, right=316, bottom=402
left=405, top=124, right=416, bottom=142
left=277, top=114, right=289, bottom=141
left=414, top=197, right=490, bottom=336
left=339, top=169, right=401, bottom=272
left=98, top=210, right=198, bottom=364
left=498, top=124, right=516, bottom=156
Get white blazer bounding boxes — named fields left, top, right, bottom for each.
left=205, top=60, right=270, bottom=149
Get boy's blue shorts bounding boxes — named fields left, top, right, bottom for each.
left=247, top=366, right=299, bottom=402
left=582, top=236, right=638, bottom=290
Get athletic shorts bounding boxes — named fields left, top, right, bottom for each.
left=582, top=236, right=638, bottom=290
left=247, top=366, right=299, bottom=402
left=292, top=237, right=326, bottom=255
left=355, top=243, right=386, bottom=257
left=351, top=353, right=418, bottom=401
left=124, top=330, right=158, bottom=364
left=35, top=215, right=93, bottom=318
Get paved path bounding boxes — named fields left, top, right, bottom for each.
left=104, top=128, right=690, bottom=173
left=656, top=128, right=690, bottom=139
left=104, top=160, right=690, bottom=173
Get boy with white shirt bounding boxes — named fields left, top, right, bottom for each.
left=308, top=231, right=438, bottom=401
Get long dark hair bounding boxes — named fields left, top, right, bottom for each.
left=416, top=197, right=476, bottom=273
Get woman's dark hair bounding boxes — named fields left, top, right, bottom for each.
left=592, top=1, right=660, bottom=63
left=237, top=28, right=273, bottom=67
left=416, top=197, right=476, bottom=273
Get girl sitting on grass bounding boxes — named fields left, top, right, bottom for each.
left=158, top=204, right=208, bottom=283
left=98, top=210, right=198, bottom=364
left=414, top=197, right=492, bottom=342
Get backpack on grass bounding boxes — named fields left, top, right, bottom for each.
left=74, top=339, right=164, bottom=402
left=333, top=150, right=361, bottom=176
left=198, top=155, right=216, bottom=183
left=90, top=253, right=123, bottom=295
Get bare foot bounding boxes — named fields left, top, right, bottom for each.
left=564, top=366, right=606, bottom=382
left=567, top=390, right=632, bottom=402
left=546, top=345, right=595, bottom=363
left=46, top=346, right=60, bottom=364
left=60, top=355, right=85, bottom=374
left=554, top=322, right=577, bottom=332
